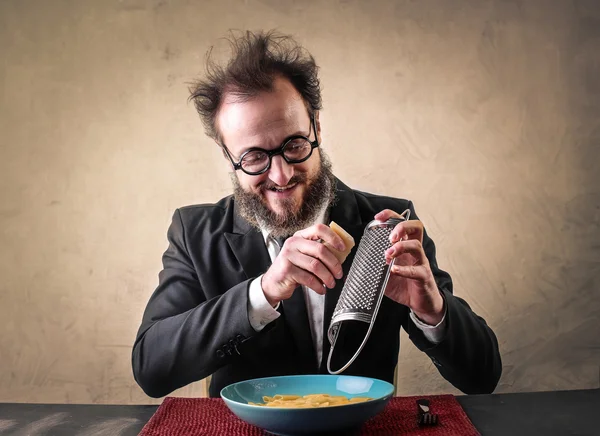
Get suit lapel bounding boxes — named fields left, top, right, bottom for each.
left=224, top=211, right=271, bottom=281
left=224, top=200, right=317, bottom=373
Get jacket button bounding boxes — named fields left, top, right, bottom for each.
left=216, top=349, right=225, bottom=358
left=432, top=357, right=442, bottom=367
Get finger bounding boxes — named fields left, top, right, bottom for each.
left=291, top=267, right=328, bottom=294
left=287, top=243, right=338, bottom=288
left=290, top=236, right=344, bottom=279
left=389, top=220, right=424, bottom=244
left=385, top=239, right=428, bottom=265
left=295, top=223, right=346, bottom=252
left=389, top=264, right=430, bottom=281
left=374, top=209, right=403, bottom=221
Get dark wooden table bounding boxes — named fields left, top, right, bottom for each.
left=0, top=388, right=597, bottom=435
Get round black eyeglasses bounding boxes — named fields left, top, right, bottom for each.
left=222, top=116, right=319, bottom=176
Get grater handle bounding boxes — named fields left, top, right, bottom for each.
left=326, top=208, right=411, bottom=375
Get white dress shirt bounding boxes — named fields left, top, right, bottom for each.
left=247, top=209, right=447, bottom=367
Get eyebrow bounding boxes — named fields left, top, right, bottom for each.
left=241, top=128, right=310, bottom=153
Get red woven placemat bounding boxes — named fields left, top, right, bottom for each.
left=139, top=395, right=479, bottom=435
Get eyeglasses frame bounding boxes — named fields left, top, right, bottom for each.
left=220, top=115, right=320, bottom=176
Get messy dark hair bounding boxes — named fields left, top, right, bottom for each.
left=188, top=30, right=322, bottom=141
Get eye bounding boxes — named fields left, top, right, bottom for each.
left=284, top=139, right=311, bottom=159
left=286, top=139, right=307, bottom=150
left=241, top=150, right=268, bottom=167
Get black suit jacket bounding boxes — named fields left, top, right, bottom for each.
left=132, top=179, right=502, bottom=398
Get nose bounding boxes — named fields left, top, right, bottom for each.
left=268, top=155, right=293, bottom=187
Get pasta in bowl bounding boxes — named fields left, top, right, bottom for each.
left=220, top=375, right=394, bottom=435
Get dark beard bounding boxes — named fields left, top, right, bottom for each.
left=231, top=151, right=337, bottom=238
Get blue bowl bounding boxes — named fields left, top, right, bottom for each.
left=220, top=375, right=394, bottom=435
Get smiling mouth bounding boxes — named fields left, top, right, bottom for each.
left=268, top=183, right=298, bottom=192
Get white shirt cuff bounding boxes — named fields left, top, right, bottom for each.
left=248, top=275, right=281, bottom=332
left=409, top=307, right=447, bottom=345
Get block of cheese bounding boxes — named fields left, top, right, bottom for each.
left=324, top=221, right=355, bottom=263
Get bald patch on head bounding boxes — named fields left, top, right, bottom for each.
left=216, top=76, right=311, bottom=153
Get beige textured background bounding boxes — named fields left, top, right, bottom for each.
left=0, top=0, right=598, bottom=405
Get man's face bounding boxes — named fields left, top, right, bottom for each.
left=217, top=77, right=334, bottom=235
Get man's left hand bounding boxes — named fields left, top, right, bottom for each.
left=374, top=209, right=445, bottom=325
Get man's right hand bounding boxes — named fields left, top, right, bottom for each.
left=261, top=223, right=346, bottom=307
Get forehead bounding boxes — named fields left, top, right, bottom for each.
left=216, top=77, right=309, bottom=152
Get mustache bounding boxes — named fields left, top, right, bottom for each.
left=258, top=174, right=308, bottom=191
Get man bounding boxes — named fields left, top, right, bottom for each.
left=132, top=31, right=502, bottom=398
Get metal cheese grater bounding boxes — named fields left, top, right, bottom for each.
left=327, top=209, right=410, bottom=374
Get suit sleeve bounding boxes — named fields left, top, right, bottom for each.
left=402, top=201, right=503, bottom=394
left=131, top=209, right=258, bottom=398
